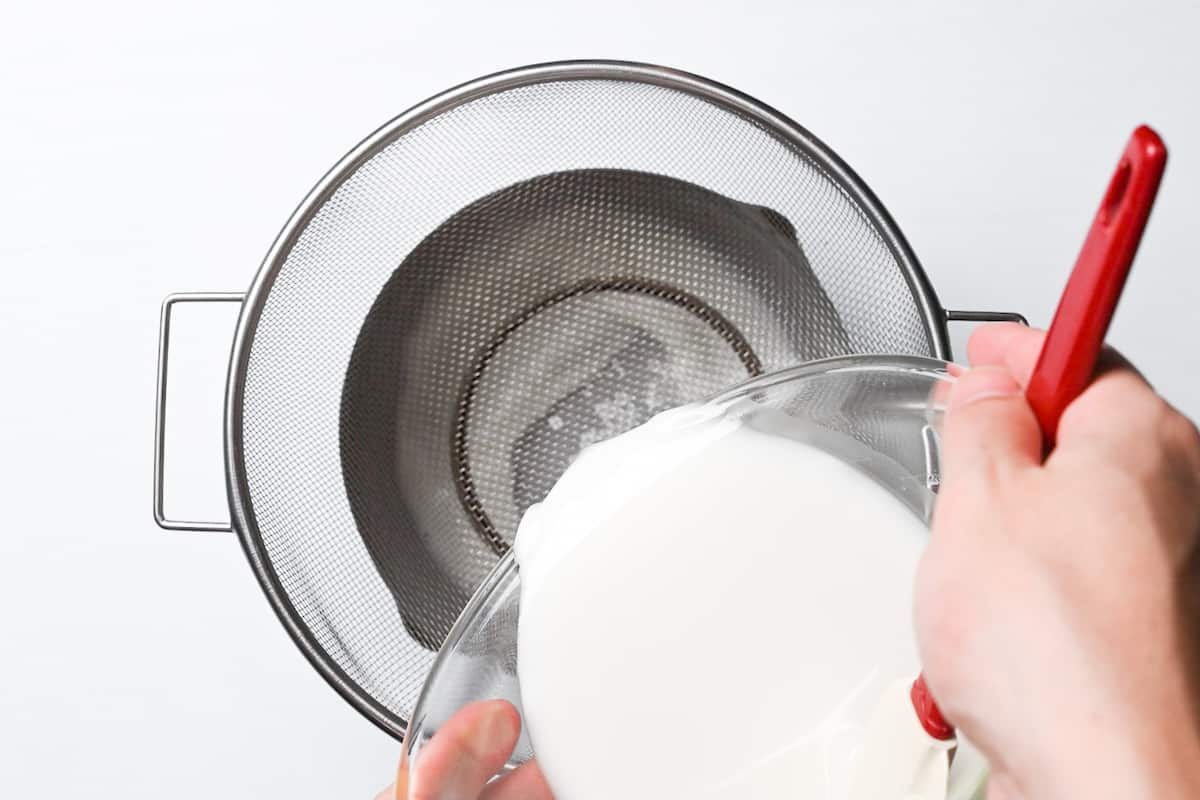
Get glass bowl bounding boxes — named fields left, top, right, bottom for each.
left=404, top=354, right=988, bottom=799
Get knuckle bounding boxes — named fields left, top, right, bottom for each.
left=1151, top=400, right=1182, bottom=441
left=1067, top=448, right=1157, bottom=505
left=1072, top=368, right=1156, bottom=419
left=1142, top=404, right=1200, bottom=488
left=1061, top=378, right=1197, bottom=475
left=1160, top=407, right=1200, bottom=461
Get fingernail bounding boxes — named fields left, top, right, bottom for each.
left=949, top=366, right=1020, bottom=410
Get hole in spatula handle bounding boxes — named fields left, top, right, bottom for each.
left=1101, top=159, right=1132, bottom=224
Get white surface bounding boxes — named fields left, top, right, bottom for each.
left=1, top=1, right=1198, bottom=797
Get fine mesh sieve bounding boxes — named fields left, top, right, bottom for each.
left=340, top=166, right=856, bottom=652
left=154, top=61, right=1024, bottom=739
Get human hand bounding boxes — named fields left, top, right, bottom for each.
left=376, top=700, right=553, bottom=800
left=916, top=323, right=1200, bottom=798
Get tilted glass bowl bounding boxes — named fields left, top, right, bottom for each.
left=404, top=354, right=988, bottom=799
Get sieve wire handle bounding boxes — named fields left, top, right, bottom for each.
left=153, top=292, right=244, bottom=532
left=944, top=309, right=1028, bottom=325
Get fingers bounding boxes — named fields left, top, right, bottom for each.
left=940, top=366, right=1043, bottom=480
left=403, top=700, right=522, bottom=800
left=964, top=322, right=1162, bottom=457
left=375, top=785, right=395, bottom=800
left=480, top=760, right=555, bottom=800
left=967, top=323, right=1146, bottom=388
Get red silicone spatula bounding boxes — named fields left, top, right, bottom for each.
left=849, top=125, right=1168, bottom=800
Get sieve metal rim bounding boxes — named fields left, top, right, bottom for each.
left=222, top=60, right=954, bottom=740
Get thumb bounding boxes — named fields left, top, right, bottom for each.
left=941, top=366, right=1042, bottom=479
left=405, top=700, right=521, bottom=800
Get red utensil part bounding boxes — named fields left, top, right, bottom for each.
left=1027, top=125, right=1168, bottom=442
left=913, top=125, right=1168, bottom=741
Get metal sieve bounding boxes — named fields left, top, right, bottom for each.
left=152, top=61, right=1022, bottom=739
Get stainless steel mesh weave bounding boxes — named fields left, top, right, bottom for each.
left=231, top=66, right=942, bottom=737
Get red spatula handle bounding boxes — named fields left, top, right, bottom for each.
left=914, top=126, right=1168, bottom=742
left=1026, top=125, right=1167, bottom=444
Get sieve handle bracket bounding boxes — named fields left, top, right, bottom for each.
left=153, top=292, right=244, bottom=532
left=944, top=309, right=1029, bottom=326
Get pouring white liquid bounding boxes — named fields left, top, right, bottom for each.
left=513, top=404, right=984, bottom=799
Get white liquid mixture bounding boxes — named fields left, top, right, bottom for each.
left=513, top=404, right=972, bottom=799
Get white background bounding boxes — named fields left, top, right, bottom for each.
left=3, top=1, right=1198, bottom=797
